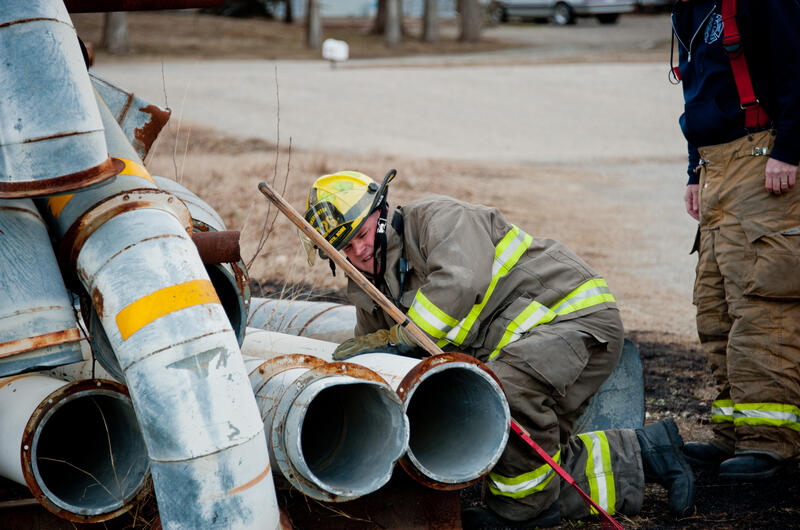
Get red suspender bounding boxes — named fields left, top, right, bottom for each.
left=721, top=0, right=770, bottom=129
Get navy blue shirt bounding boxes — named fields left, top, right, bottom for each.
left=672, top=0, right=800, bottom=183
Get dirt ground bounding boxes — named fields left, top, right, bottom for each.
left=18, top=9, right=794, bottom=529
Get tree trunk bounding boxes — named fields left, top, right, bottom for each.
left=284, top=0, right=294, bottom=23
left=458, top=0, right=482, bottom=42
left=371, top=0, right=387, bottom=34
left=306, top=0, right=321, bottom=49
left=385, top=0, right=401, bottom=47
left=423, top=0, right=438, bottom=43
left=102, top=12, right=128, bottom=54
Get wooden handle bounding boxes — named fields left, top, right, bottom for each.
left=258, top=181, right=445, bottom=356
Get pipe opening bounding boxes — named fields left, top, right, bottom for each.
left=299, top=382, right=405, bottom=494
left=206, top=264, right=245, bottom=344
left=406, top=367, right=508, bottom=483
left=32, top=391, right=149, bottom=515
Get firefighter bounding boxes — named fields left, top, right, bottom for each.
left=672, top=0, right=800, bottom=480
left=301, top=170, right=695, bottom=527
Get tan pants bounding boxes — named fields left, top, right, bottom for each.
left=695, top=129, right=800, bottom=460
left=485, top=308, right=645, bottom=521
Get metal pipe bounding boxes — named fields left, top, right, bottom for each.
left=247, top=297, right=357, bottom=343
left=243, top=353, right=409, bottom=502
left=242, top=329, right=510, bottom=490
left=0, top=374, right=149, bottom=523
left=0, top=199, right=84, bottom=376
left=90, top=72, right=171, bottom=161
left=153, top=175, right=249, bottom=345
left=0, top=2, right=121, bottom=198
left=37, top=95, right=279, bottom=528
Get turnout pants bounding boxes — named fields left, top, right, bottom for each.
left=485, top=308, right=645, bottom=521
left=695, top=130, right=800, bottom=460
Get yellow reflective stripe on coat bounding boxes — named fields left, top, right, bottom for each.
left=711, top=399, right=734, bottom=423
left=116, top=279, right=220, bottom=340
left=445, top=226, right=532, bottom=346
left=408, top=290, right=459, bottom=339
left=488, top=301, right=556, bottom=359
left=549, top=278, right=615, bottom=316
left=488, top=450, right=560, bottom=499
left=488, top=278, right=616, bottom=360
left=733, top=403, right=800, bottom=431
left=577, top=431, right=616, bottom=515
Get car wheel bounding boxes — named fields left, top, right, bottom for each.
left=485, top=2, right=506, bottom=25
left=596, top=13, right=619, bottom=24
left=552, top=2, right=575, bottom=25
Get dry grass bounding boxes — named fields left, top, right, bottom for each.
left=71, top=11, right=519, bottom=62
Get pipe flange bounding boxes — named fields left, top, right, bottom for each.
left=20, top=379, right=151, bottom=523
left=269, top=362, right=393, bottom=502
left=60, top=187, right=192, bottom=270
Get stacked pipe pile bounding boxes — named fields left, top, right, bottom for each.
left=0, top=2, right=279, bottom=527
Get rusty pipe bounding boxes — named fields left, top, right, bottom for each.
left=90, top=72, right=171, bottom=160
left=0, top=374, right=149, bottom=523
left=36, top=93, right=279, bottom=528
left=152, top=175, right=249, bottom=345
left=0, top=199, right=84, bottom=376
left=242, top=354, right=409, bottom=502
left=0, top=2, right=120, bottom=198
left=191, top=230, right=241, bottom=264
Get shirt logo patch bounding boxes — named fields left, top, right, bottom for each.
left=705, top=14, right=723, bottom=44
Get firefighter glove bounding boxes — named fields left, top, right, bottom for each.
left=333, top=324, right=419, bottom=360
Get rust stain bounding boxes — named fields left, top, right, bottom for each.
left=227, top=463, right=270, bottom=496
left=133, top=104, right=171, bottom=156
left=0, top=17, right=59, bottom=29
left=0, top=157, right=122, bottom=199
left=398, top=457, right=481, bottom=491
left=22, top=130, right=84, bottom=144
left=297, top=304, right=344, bottom=337
left=0, top=328, right=82, bottom=359
left=91, top=286, right=104, bottom=318
left=0, top=373, right=40, bottom=392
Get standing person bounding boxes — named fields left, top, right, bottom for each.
left=672, top=0, right=800, bottom=480
left=300, top=170, right=694, bottom=527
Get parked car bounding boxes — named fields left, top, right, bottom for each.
left=485, top=0, right=636, bottom=26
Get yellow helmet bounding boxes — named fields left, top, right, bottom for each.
left=302, top=169, right=395, bottom=264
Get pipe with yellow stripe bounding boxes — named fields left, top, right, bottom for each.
left=0, top=374, right=149, bottom=523
left=36, top=91, right=279, bottom=527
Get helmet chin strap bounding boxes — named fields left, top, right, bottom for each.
left=372, top=200, right=390, bottom=288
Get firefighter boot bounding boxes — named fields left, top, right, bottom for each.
left=682, top=441, right=733, bottom=471
left=719, top=454, right=784, bottom=481
left=636, top=419, right=695, bottom=516
left=461, top=500, right=560, bottom=530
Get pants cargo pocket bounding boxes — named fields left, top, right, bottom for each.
left=501, top=325, right=595, bottom=397
left=740, top=219, right=800, bottom=299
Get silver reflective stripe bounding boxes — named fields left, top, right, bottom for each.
left=550, top=284, right=613, bottom=315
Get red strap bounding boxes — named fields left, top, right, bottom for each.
left=510, top=419, right=624, bottom=530
left=721, top=0, right=770, bottom=129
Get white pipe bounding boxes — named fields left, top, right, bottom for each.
left=0, top=374, right=149, bottom=523
left=242, top=329, right=510, bottom=489
left=37, top=93, right=279, bottom=529
left=243, top=354, right=409, bottom=502
left=247, top=297, right=356, bottom=343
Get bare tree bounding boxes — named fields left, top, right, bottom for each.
left=102, top=12, right=128, bottom=54
left=423, top=0, right=439, bottom=43
left=385, top=0, right=401, bottom=47
left=284, top=0, right=293, bottom=23
left=458, top=0, right=482, bottom=42
left=306, top=0, right=321, bottom=49
left=371, top=0, right=387, bottom=34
